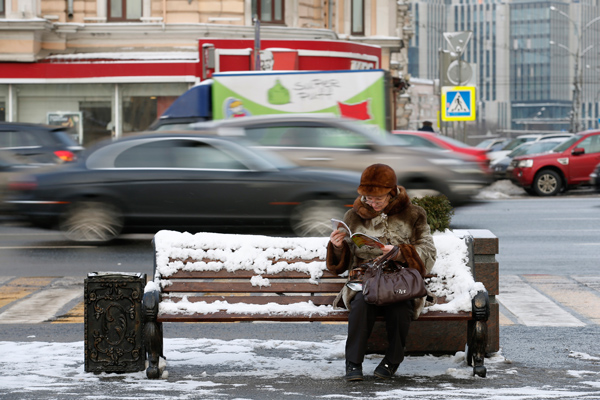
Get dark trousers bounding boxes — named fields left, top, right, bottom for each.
left=346, top=292, right=413, bottom=365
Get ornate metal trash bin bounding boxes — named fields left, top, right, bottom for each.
left=84, top=272, right=147, bottom=373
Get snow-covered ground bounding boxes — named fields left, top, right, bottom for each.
left=2, top=336, right=600, bottom=399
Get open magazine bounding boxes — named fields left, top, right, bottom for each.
left=330, top=218, right=385, bottom=249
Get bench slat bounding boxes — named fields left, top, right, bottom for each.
left=166, top=270, right=340, bottom=279
left=163, top=281, right=345, bottom=293
left=157, top=310, right=472, bottom=323
left=170, top=257, right=323, bottom=264
left=164, top=295, right=338, bottom=306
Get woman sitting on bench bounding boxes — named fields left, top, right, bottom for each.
left=327, top=163, right=437, bottom=381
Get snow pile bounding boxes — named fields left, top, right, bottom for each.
left=152, top=230, right=484, bottom=316
left=475, top=179, right=527, bottom=199
left=426, top=230, right=486, bottom=314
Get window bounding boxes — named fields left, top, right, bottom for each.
left=0, top=131, right=40, bottom=149
left=576, top=135, right=600, bottom=154
left=114, top=139, right=247, bottom=169
left=0, top=0, right=4, bottom=16
left=254, top=0, right=284, bottom=24
left=351, top=0, right=364, bottom=35
left=108, top=0, right=142, bottom=22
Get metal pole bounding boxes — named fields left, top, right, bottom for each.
left=253, top=16, right=261, bottom=71
left=572, top=26, right=582, bottom=133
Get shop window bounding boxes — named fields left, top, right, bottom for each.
left=80, top=102, right=112, bottom=147
left=123, top=96, right=158, bottom=133
left=0, top=0, right=5, bottom=16
left=351, top=0, right=364, bottom=35
left=0, top=102, right=5, bottom=121
left=108, top=0, right=142, bottom=22
left=254, top=0, right=284, bottom=24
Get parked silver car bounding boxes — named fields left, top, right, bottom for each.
left=177, top=115, right=492, bottom=206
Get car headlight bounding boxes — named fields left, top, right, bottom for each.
left=517, top=159, right=534, bottom=168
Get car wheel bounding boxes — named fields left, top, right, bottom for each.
left=533, top=170, right=562, bottom=196
left=290, top=200, right=347, bottom=237
left=59, top=201, right=123, bottom=243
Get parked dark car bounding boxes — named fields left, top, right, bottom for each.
left=5, top=133, right=363, bottom=242
left=590, top=162, right=600, bottom=192
left=183, top=115, right=492, bottom=206
left=0, top=122, right=84, bottom=165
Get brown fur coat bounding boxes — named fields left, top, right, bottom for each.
left=326, top=186, right=437, bottom=319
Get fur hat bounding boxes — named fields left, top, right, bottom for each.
left=357, top=164, right=397, bottom=196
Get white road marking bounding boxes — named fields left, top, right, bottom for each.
left=0, top=276, right=14, bottom=285
left=497, top=275, right=585, bottom=327
left=0, top=277, right=82, bottom=324
left=0, top=246, right=96, bottom=249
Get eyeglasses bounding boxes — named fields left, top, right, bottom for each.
left=364, top=195, right=389, bottom=205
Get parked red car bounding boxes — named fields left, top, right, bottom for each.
left=392, top=130, right=490, bottom=173
left=510, top=130, right=600, bottom=196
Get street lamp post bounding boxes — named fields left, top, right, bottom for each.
left=550, top=6, right=600, bottom=133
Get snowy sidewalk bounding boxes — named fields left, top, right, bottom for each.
left=3, top=324, right=600, bottom=400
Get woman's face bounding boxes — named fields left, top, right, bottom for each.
left=364, top=194, right=390, bottom=212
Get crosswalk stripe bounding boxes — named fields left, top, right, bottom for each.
left=522, top=274, right=600, bottom=324
left=0, top=277, right=14, bottom=286
left=0, top=277, right=82, bottom=324
left=497, top=275, right=586, bottom=327
left=52, top=301, right=84, bottom=324
left=0, top=277, right=56, bottom=309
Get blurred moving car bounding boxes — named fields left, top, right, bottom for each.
left=392, top=130, right=490, bottom=173
left=187, top=115, right=492, bottom=206
left=0, top=122, right=84, bottom=165
left=590, top=162, right=600, bottom=192
left=475, top=138, right=507, bottom=152
left=490, top=138, right=568, bottom=181
left=0, top=151, right=39, bottom=212
left=510, top=130, right=600, bottom=196
left=487, top=133, right=573, bottom=163
left=6, top=133, right=363, bottom=242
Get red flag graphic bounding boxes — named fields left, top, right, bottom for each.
left=337, top=100, right=372, bottom=121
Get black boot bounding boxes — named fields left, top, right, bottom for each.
left=345, top=360, right=363, bottom=381
left=374, top=358, right=399, bottom=379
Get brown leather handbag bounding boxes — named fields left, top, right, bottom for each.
left=362, top=246, right=427, bottom=306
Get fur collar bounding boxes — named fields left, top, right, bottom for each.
left=352, top=186, right=411, bottom=220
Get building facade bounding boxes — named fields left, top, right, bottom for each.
left=0, top=0, right=413, bottom=145
left=409, top=0, right=600, bottom=136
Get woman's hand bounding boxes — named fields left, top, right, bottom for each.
left=330, top=230, right=347, bottom=249
left=381, top=245, right=395, bottom=255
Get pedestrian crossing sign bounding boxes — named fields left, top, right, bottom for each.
left=441, top=86, right=476, bottom=121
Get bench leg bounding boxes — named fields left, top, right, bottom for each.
left=467, top=290, right=490, bottom=378
left=142, top=289, right=164, bottom=379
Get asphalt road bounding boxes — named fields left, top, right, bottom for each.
left=452, top=196, right=600, bottom=275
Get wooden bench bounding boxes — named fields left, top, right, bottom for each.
left=142, top=230, right=496, bottom=379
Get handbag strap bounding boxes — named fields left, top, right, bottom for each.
left=373, top=245, right=400, bottom=268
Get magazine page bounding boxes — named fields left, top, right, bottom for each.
left=351, top=233, right=385, bottom=249
left=331, top=218, right=351, bottom=234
